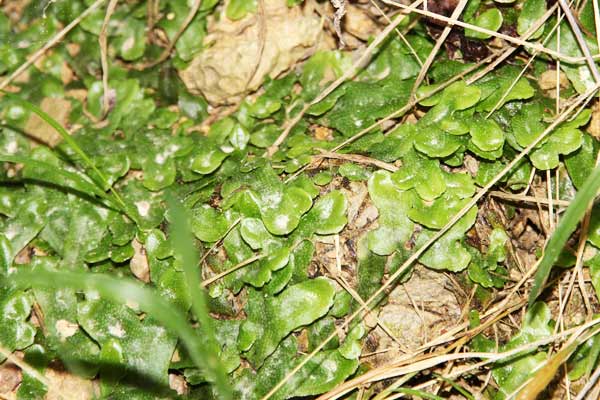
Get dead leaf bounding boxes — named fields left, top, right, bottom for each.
left=169, top=373, right=187, bottom=395
left=55, top=320, right=78, bottom=342
left=130, top=238, right=150, bottom=283
left=0, top=363, right=21, bottom=398
left=374, top=266, right=461, bottom=356
left=313, top=125, right=333, bottom=141
left=44, top=367, right=97, bottom=400
left=538, top=69, right=569, bottom=91
left=588, top=99, right=600, bottom=139
left=179, top=0, right=322, bottom=105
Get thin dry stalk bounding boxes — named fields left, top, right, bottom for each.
left=378, top=321, right=596, bottom=390
left=556, top=0, right=600, bottom=83
left=261, top=84, right=599, bottom=400
left=410, top=0, right=469, bottom=97
left=265, top=0, right=424, bottom=156
left=466, top=3, right=559, bottom=84
left=136, top=0, right=202, bottom=70
left=570, top=152, right=600, bottom=319
left=313, top=149, right=399, bottom=172
left=99, top=0, right=119, bottom=118
left=593, top=0, right=600, bottom=50
left=547, top=170, right=555, bottom=230
left=0, top=0, right=107, bottom=91
left=489, top=191, right=571, bottom=207
left=333, top=52, right=495, bottom=151
left=369, top=0, right=424, bottom=67
left=378, top=318, right=600, bottom=383
left=284, top=53, right=493, bottom=185
left=382, top=0, right=600, bottom=64
left=201, top=254, right=265, bottom=287
left=574, top=363, right=600, bottom=400
left=0, top=345, right=48, bottom=387
left=482, top=3, right=565, bottom=119
left=380, top=328, right=597, bottom=399
left=460, top=0, right=574, bottom=119
left=329, top=235, right=408, bottom=351
left=557, top=6, right=562, bottom=114
left=555, top=270, right=576, bottom=334
left=320, top=300, right=526, bottom=400
left=515, top=324, right=600, bottom=399
left=198, top=217, right=241, bottom=270
left=375, top=263, right=585, bottom=400
left=146, top=0, right=160, bottom=42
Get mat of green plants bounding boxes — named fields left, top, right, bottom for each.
left=1, top=0, right=600, bottom=399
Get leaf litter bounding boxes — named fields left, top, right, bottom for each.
left=1, top=0, right=600, bottom=399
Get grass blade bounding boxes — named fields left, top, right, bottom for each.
left=0, top=92, right=131, bottom=217
left=0, top=155, right=115, bottom=204
left=166, top=193, right=233, bottom=399
left=11, top=267, right=232, bottom=399
left=433, top=373, right=475, bottom=400
left=529, top=163, right=600, bottom=304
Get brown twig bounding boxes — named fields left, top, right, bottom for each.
left=136, top=0, right=202, bottom=70
left=313, top=149, right=399, bottom=172
left=201, top=254, right=265, bottom=287
left=0, top=0, right=107, bottom=91
left=261, top=84, right=599, bottom=400
left=99, top=0, right=119, bottom=118
left=410, top=0, right=469, bottom=98
left=265, top=0, right=424, bottom=157
left=383, top=0, right=600, bottom=64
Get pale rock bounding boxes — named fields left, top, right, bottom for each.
left=180, top=0, right=322, bottom=105
left=130, top=238, right=150, bottom=283
left=343, top=4, right=380, bottom=41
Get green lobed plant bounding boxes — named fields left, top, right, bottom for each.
left=0, top=0, right=599, bottom=399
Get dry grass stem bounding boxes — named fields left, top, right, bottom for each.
left=383, top=0, right=600, bottom=64
left=489, top=191, right=571, bottom=207
left=466, top=2, right=559, bottom=84
left=410, top=0, right=469, bottom=97
left=369, top=0, right=424, bottom=67
left=201, top=254, right=265, bottom=287
left=262, top=84, right=598, bottom=400
left=556, top=0, right=600, bottom=83
left=0, top=345, right=49, bottom=387
left=266, top=0, right=424, bottom=156
left=136, top=0, right=202, bottom=70
left=313, top=149, right=399, bottom=172
left=0, top=0, right=107, bottom=91
left=99, top=0, right=119, bottom=117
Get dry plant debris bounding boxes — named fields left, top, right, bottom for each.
left=1, top=0, right=600, bottom=399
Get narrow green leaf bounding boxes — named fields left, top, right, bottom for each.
left=165, top=194, right=233, bottom=399
left=0, top=155, right=111, bottom=202
left=1, top=92, right=131, bottom=218
left=11, top=269, right=232, bottom=399
left=433, top=373, right=475, bottom=400
left=529, top=163, right=600, bottom=304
